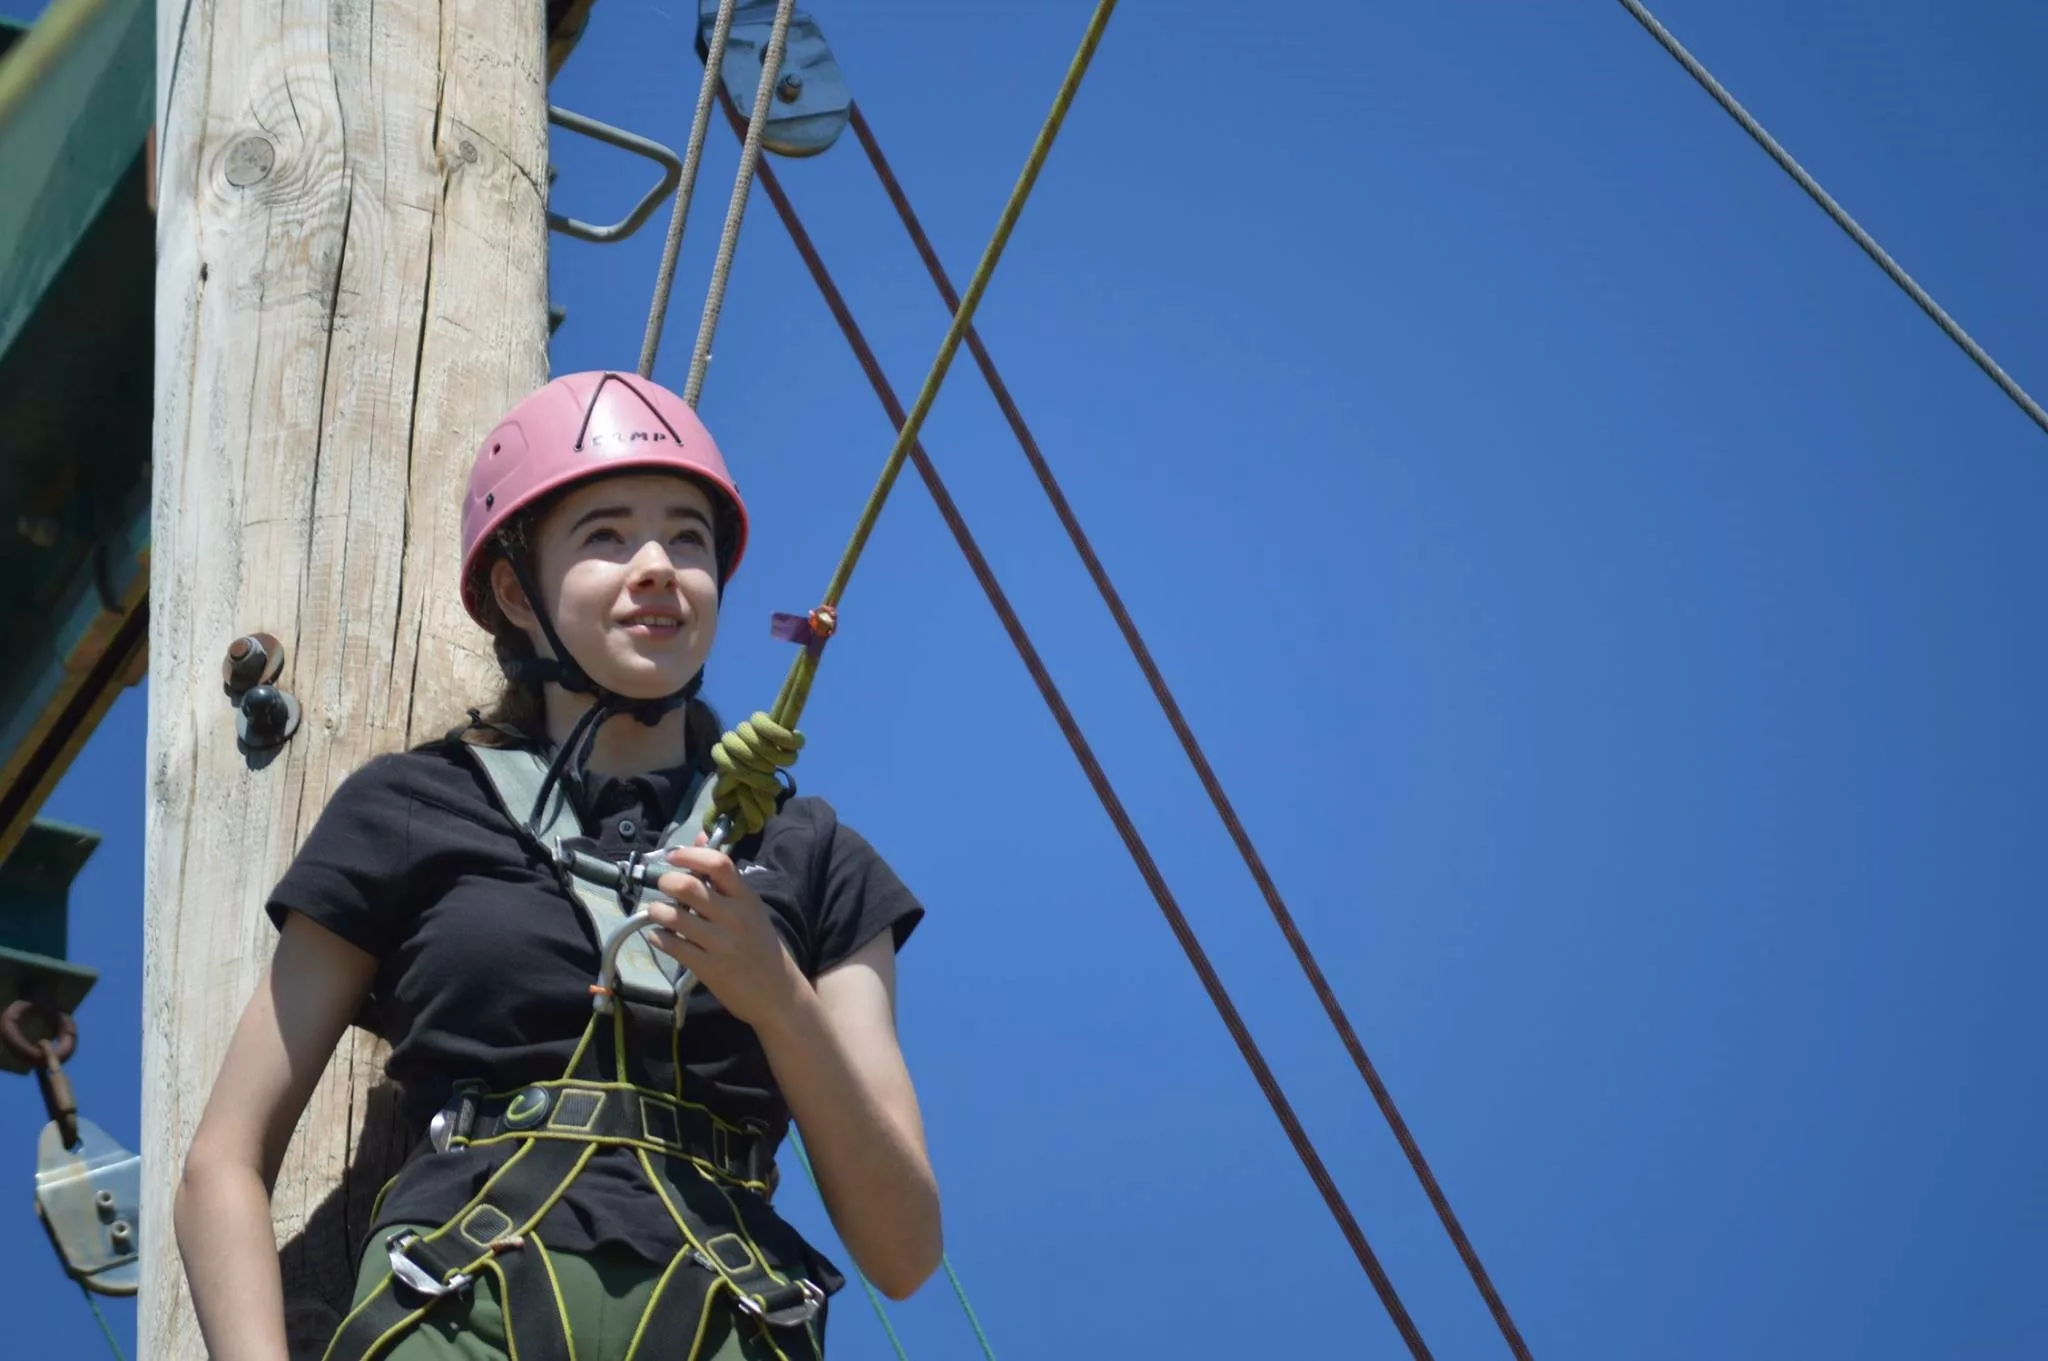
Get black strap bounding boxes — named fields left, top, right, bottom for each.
left=442, top=1079, right=777, bottom=1188
left=639, top=1148, right=840, bottom=1330
left=322, top=1137, right=591, bottom=1361
left=327, top=1130, right=831, bottom=1361
left=489, top=1237, right=578, bottom=1361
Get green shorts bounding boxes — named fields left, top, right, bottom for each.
left=346, top=1225, right=791, bottom=1361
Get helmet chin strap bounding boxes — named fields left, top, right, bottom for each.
left=500, top=547, right=705, bottom=833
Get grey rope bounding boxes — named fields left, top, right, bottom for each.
left=1615, top=0, right=2048, bottom=438
left=637, top=0, right=741, bottom=378
left=682, top=0, right=798, bottom=404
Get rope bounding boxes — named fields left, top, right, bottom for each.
left=845, top=102, right=1536, bottom=1360
left=707, top=711, right=801, bottom=833
left=637, top=0, right=740, bottom=378
left=682, top=0, right=799, bottom=405
left=705, top=0, right=1122, bottom=835
left=785, top=1135, right=916, bottom=1361
left=81, top=1285, right=128, bottom=1361
left=1615, top=0, right=2048, bottom=439
left=940, top=1256, right=1001, bottom=1361
left=726, top=93, right=1439, bottom=1361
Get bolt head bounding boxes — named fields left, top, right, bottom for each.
left=243, top=686, right=288, bottom=739
left=223, top=632, right=283, bottom=694
left=776, top=74, right=803, bottom=103
left=237, top=683, right=302, bottom=751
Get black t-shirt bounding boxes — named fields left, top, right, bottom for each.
left=264, top=737, right=923, bottom=1263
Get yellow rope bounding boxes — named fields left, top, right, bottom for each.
left=708, top=712, right=802, bottom=833
left=705, top=0, right=1121, bottom=836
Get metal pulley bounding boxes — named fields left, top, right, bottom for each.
left=3, top=1000, right=141, bottom=1296
left=698, top=1, right=851, bottom=157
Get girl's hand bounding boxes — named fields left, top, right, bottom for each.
left=648, top=842, right=808, bottom=1029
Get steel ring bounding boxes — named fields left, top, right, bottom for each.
left=1, top=999, right=77, bottom=1066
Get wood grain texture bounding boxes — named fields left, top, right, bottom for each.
left=145, top=0, right=547, bottom=1352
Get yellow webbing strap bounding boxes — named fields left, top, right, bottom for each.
left=705, top=0, right=1121, bottom=836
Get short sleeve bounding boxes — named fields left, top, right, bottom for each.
left=264, top=754, right=419, bottom=959
left=806, top=806, right=924, bottom=977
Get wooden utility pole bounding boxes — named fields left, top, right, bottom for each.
left=144, top=0, right=549, bottom=1352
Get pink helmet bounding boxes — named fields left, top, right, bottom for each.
left=460, top=371, right=749, bottom=624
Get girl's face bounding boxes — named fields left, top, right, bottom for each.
left=493, top=472, right=722, bottom=700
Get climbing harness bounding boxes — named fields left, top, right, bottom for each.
left=328, top=1012, right=836, bottom=1361
left=322, top=742, right=837, bottom=1361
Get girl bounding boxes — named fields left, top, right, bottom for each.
left=174, top=371, right=942, bottom=1361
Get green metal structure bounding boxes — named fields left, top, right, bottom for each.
left=0, top=0, right=153, bottom=1015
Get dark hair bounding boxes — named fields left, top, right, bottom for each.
left=463, top=512, right=723, bottom=768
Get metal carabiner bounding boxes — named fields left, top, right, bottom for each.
left=592, top=814, right=739, bottom=1013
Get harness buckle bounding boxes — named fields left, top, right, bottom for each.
left=428, top=1082, right=485, bottom=1154
left=385, top=1231, right=473, bottom=1300
left=732, top=1276, right=825, bottom=1328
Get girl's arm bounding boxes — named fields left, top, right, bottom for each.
left=754, top=932, right=940, bottom=1299
left=652, top=849, right=941, bottom=1298
left=175, top=912, right=378, bottom=1361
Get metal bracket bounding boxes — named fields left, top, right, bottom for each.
left=34, top=1116, right=141, bottom=1296
left=547, top=107, right=684, bottom=245
left=699, top=2, right=851, bottom=158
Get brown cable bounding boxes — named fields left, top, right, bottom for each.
left=846, top=102, right=1536, bottom=1360
left=720, top=90, right=1436, bottom=1361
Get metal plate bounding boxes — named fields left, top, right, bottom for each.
left=698, top=2, right=850, bottom=158
left=34, top=1114, right=141, bottom=1295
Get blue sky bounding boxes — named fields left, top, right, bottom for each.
left=6, top=0, right=2048, bottom=1357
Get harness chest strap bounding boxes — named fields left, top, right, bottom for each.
left=466, top=742, right=721, bottom=1006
